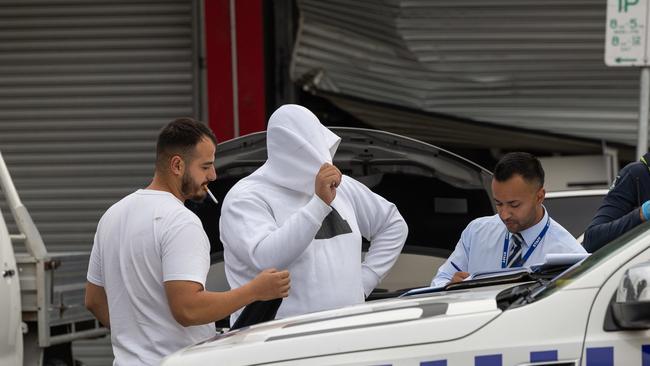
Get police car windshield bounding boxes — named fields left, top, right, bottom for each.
left=530, top=224, right=649, bottom=301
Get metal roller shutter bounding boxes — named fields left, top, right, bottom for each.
left=292, top=0, right=641, bottom=147
left=0, top=0, right=199, bottom=251
left=0, top=0, right=199, bottom=364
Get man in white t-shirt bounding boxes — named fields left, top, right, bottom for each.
left=85, top=118, right=290, bottom=366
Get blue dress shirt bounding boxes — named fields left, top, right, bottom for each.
left=431, top=208, right=586, bottom=287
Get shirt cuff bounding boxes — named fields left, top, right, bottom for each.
left=303, top=195, right=333, bottom=225
left=361, top=266, right=381, bottom=296
left=87, top=275, right=104, bottom=287
left=431, top=277, right=448, bottom=288
left=163, top=275, right=206, bottom=290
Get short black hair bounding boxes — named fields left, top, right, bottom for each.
left=493, top=152, right=544, bottom=187
left=156, top=117, right=217, bottom=171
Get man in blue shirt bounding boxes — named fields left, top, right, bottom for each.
left=431, top=152, right=586, bottom=287
left=583, top=152, right=650, bottom=253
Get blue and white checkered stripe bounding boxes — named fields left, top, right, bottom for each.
left=371, top=344, right=650, bottom=365
left=585, top=345, right=650, bottom=366
left=419, top=350, right=556, bottom=366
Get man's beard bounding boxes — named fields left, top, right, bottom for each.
left=181, top=171, right=207, bottom=201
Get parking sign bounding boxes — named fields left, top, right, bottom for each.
left=605, top=0, right=648, bottom=66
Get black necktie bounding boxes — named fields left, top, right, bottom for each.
left=507, top=233, right=524, bottom=267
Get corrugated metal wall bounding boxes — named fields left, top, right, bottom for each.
left=325, top=93, right=608, bottom=154
left=0, top=0, right=198, bottom=250
left=0, top=0, right=199, bottom=364
left=292, top=0, right=642, bottom=147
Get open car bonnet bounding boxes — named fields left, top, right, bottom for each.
left=190, top=127, right=494, bottom=290
left=162, top=284, right=513, bottom=366
left=211, top=127, right=491, bottom=193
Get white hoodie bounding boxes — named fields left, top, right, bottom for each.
left=220, top=104, right=408, bottom=321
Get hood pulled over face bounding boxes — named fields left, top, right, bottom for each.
left=258, top=104, right=341, bottom=195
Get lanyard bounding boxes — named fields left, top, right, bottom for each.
left=501, top=217, right=551, bottom=268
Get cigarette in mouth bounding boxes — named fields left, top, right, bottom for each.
left=206, top=187, right=219, bottom=205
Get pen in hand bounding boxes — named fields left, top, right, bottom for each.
left=450, top=261, right=462, bottom=272
left=449, top=261, right=470, bottom=283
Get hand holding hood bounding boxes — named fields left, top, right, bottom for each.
left=260, top=104, right=341, bottom=195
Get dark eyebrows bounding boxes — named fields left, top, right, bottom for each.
left=494, top=199, right=520, bottom=205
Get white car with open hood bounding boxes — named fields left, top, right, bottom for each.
left=162, top=221, right=650, bottom=365
left=162, top=128, right=650, bottom=366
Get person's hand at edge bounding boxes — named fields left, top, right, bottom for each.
left=449, top=271, right=470, bottom=284
left=250, top=269, right=291, bottom=301
left=315, top=163, right=342, bottom=205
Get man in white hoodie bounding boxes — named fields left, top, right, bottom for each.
left=220, top=104, right=408, bottom=321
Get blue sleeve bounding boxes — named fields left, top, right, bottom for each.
left=583, top=169, right=643, bottom=253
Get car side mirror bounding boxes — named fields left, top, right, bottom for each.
left=612, top=262, right=650, bottom=329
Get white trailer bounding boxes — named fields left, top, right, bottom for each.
left=0, top=152, right=108, bottom=366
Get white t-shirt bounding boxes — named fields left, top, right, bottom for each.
left=87, top=189, right=215, bottom=366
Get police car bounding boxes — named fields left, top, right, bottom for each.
left=162, top=214, right=650, bottom=365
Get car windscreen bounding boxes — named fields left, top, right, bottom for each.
left=530, top=223, right=649, bottom=301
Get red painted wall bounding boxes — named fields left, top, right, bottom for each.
left=234, top=0, right=266, bottom=136
left=203, top=0, right=266, bottom=141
